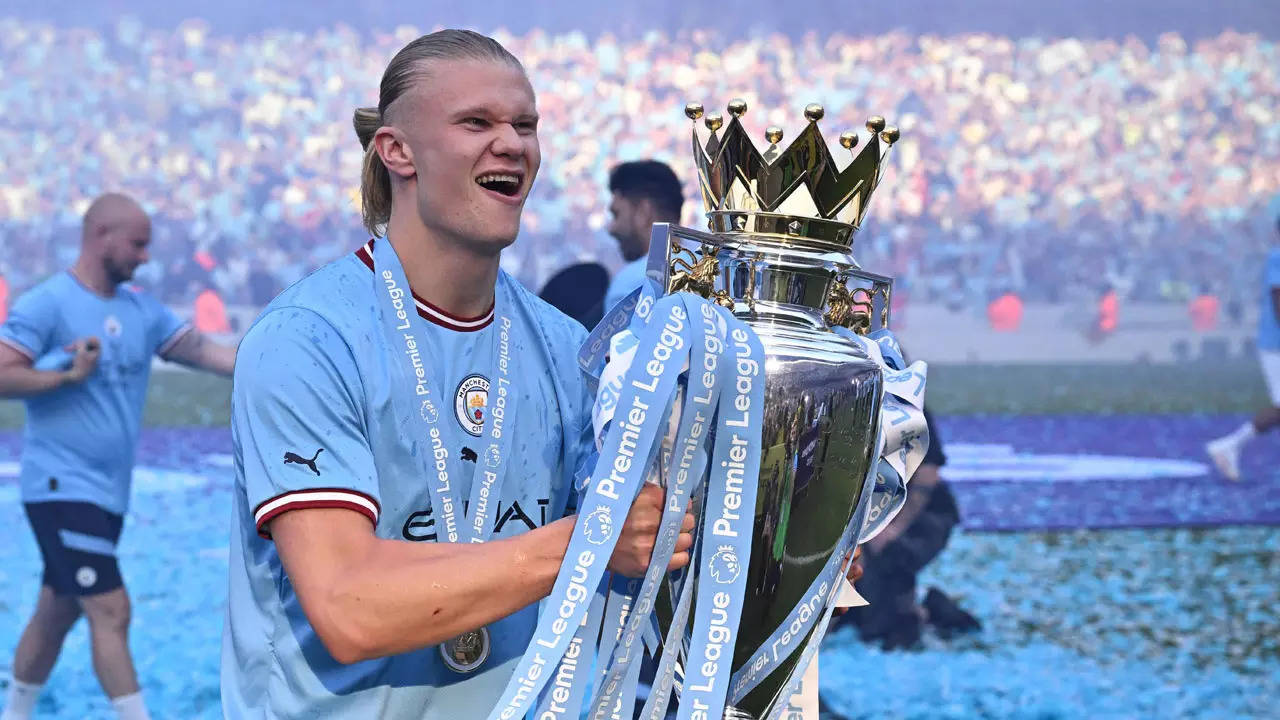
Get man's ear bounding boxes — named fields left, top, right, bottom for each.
left=374, top=127, right=416, bottom=179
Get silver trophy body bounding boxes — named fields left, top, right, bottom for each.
left=646, top=221, right=892, bottom=718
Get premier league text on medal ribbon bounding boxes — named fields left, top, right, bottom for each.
left=382, top=270, right=432, bottom=398
left=472, top=316, right=513, bottom=543
left=382, top=268, right=461, bottom=543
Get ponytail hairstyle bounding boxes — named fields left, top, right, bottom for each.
left=353, top=29, right=524, bottom=236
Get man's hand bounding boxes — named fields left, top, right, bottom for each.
left=832, top=546, right=865, bottom=617
left=608, top=483, right=695, bottom=578
left=846, top=545, right=864, bottom=584
left=65, top=337, right=101, bottom=382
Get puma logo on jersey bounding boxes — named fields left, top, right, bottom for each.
left=461, top=447, right=478, bottom=463
left=283, top=448, right=324, bottom=475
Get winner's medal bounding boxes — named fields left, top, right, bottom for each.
left=441, top=627, right=492, bottom=673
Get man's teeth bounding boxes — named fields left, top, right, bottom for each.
left=476, top=174, right=519, bottom=185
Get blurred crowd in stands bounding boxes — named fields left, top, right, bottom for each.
left=0, top=18, right=1276, bottom=326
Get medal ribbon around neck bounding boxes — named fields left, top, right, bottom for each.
left=372, top=238, right=521, bottom=673
left=372, top=238, right=518, bottom=547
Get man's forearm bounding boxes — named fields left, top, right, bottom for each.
left=314, top=516, right=575, bottom=662
left=163, top=330, right=237, bottom=376
left=0, top=366, right=69, bottom=398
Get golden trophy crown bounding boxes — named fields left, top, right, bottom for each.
left=685, top=99, right=899, bottom=251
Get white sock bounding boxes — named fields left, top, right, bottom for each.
left=1221, top=422, right=1257, bottom=449
left=1, top=679, right=43, bottom=720
left=110, top=692, right=151, bottom=720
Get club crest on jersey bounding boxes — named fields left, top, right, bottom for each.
left=103, top=315, right=123, bottom=337
left=454, top=374, right=490, bottom=436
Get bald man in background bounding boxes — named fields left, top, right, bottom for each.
left=0, top=194, right=237, bottom=720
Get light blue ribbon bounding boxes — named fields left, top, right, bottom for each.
left=677, top=311, right=767, bottom=719
left=486, top=295, right=690, bottom=720
left=588, top=294, right=730, bottom=719
left=371, top=239, right=517, bottom=546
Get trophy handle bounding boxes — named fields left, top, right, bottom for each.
left=647, top=222, right=734, bottom=308
left=823, top=270, right=893, bottom=334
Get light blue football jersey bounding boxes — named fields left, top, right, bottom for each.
left=604, top=257, right=647, bottom=317
left=0, top=272, right=188, bottom=514
left=1257, top=248, right=1280, bottom=351
left=222, top=240, right=594, bottom=719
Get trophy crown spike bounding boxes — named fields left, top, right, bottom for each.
left=685, top=102, right=705, bottom=121
left=686, top=100, right=901, bottom=247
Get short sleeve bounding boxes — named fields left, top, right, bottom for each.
left=139, top=291, right=192, bottom=358
left=232, top=307, right=381, bottom=539
left=0, top=285, right=57, bottom=360
left=1267, top=252, right=1280, bottom=289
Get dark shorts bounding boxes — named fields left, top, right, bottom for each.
left=23, top=501, right=125, bottom=596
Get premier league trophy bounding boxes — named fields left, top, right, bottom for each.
left=487, top=100, right=926, bottom=720
left=642, top=100, right=920, bottom=718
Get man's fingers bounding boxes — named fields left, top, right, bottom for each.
left=681, top=511, right=696, bottom=532
left=666, top=551, right=690, bottom=571
left=674, top=531, right=694, bottom=554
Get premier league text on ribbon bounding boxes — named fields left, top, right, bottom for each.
left=383, top=268, right=461, bottom=543
left=472, top=316, right=512, bottom=543
left=382, top=269, right=433, bottom=397
left=595, top=304, right=685, bottom=503
left=492, top=300, right=689, bottom=720
left=709, top=326, right=758, bottom=540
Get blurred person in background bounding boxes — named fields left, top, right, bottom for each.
left=987, top=287, right=1023, bottom=332
left=1206, top=215, right=1280, bottom=481
left=833, top=408, right=980, bottom=650
left=602, top=160, right=684, bottom=312
left=538, top=260, right=610, bottom=329
left=193, top=278, right=232, bottom=335
left=0, top=193, right=237, bottom=720
left=1089, top=283, right=1119, bottom=343
left=1188, top=283, right=1219, bottom=333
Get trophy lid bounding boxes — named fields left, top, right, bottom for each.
left=684, top=100, right=900, bottom=252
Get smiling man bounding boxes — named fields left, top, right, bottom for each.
left=221, top=30, right=694, bottom=719
left=0, top=193, right=236, bottom=720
